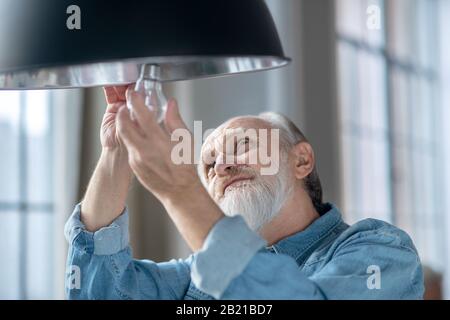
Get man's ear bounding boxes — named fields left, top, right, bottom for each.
left=291, top=142, right=315, bottom=180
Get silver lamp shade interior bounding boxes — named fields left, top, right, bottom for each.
left=0, top=56, right=290, bottom=89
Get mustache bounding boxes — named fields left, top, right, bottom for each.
left=215, top=166, right=258, bottom=195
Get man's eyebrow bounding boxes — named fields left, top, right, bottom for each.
left=223, top=127, right=245, bottom=135
left=201, top=125, right=255, bottom=154
left=224, top=126, right=262, bottom=136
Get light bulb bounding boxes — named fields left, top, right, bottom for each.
left=127, top=64, right=167, bottom=123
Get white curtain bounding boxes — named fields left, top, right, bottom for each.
left=51, top=89, right=83, bottom=299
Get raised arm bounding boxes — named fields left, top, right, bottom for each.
left=80, top=85, right=133, bottom=232
left=65, top=86, right=191, bottom=300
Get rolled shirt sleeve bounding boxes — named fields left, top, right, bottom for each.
left=64, top=203, right=130, bottom=256
left=64, top=203, right=191, bottom=300
left=191, top=215, right=267, bottom=299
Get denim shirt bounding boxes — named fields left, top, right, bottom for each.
left=64, top=203, right=424, bottom=300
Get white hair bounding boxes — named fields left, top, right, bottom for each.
left=257, top=112, right=324, bottom=212
left=257, top=112, right=306, bottom=147
left=257, top=112, right=323, bottom=212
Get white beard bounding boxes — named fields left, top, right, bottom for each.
left=218, top=155, right=292, bottom=232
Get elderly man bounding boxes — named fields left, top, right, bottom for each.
left=65, top=85, right=424, bottom=299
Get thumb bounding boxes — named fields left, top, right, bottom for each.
left=164, top=98, right=188, bottom=134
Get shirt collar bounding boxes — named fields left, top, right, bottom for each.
left=268, top=203, right=344, bottom=259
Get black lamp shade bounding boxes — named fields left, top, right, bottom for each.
left=0, top=0, right=290, bottom=89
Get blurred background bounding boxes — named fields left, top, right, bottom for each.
left=0, top=0, right=449, bottom=299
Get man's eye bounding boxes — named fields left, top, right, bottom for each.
left=239, top=138, right=249, bottom=145
left=236, top=138, right=250, bottom=153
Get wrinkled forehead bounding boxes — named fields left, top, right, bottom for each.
left=201, top=116, right=273, bottom=156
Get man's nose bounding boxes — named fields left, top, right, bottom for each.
left=214, top=153, right=237, bottom=176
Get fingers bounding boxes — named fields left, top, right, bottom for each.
left=103, top=86, right=119, bottom=104
left=164, top=98, right=188, bottom=134
left=103, top=85, right=131, bottom=104
left=116, top=106, right=146, bottom=149
left=105, top=101, right=123, bottom=113
left=114, top=85, right=129, bottom=101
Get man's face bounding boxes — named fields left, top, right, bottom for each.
left=199, top=117, right=294, bottom=231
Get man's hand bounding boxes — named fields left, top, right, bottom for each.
left=116, top=90, right=224, bottom=251
left=101, top=85, right=132, bottom=151
left=116, top=90, right=197, bottom=201
left=79, top=85, right=134, bottom=232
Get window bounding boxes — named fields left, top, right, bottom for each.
left=336, top=0, right=446, bottom=293
left=336, top=0, right=392, bottom=223
left=0, top=91, right=54, bottom=299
